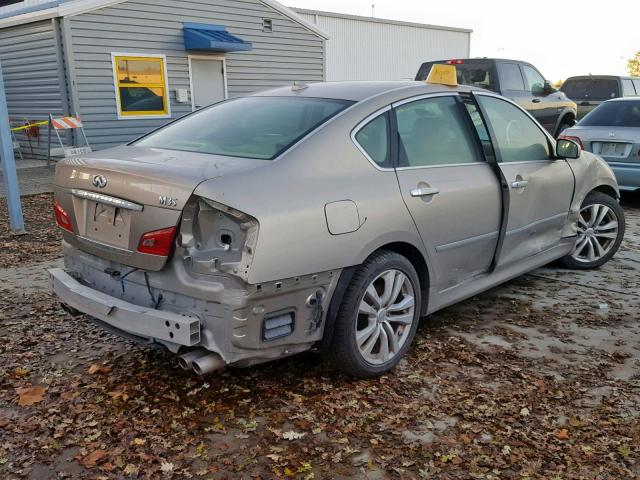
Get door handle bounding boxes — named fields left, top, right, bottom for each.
left=511, top=180, right=529, bottom=189
left=532, top=98, right=541, bottom=103
left=410, top=186, right=440, bottom=197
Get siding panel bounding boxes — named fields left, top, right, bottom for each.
left=296, top=11, right=470, bottom=81
left=68, top=0, right=325, bottom=150
left=0, top=20, right=65, bottom=158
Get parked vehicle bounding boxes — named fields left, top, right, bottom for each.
left=415, top=58, right=577, bottom=136
left=561, top=98, right=640, bottom=191
left=561, top=75, right=640, bottom=120
left=49, top=80, right=623, bottom=378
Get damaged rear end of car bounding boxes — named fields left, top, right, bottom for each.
left=49, top=94, right=353, bottom=374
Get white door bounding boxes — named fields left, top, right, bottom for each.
left=190, top=58, right=225, bottom=110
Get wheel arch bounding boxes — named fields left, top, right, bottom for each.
left=317, top=241, right=430, bottom=352
left=592, top=184, right=619, bottom=199
left=554, top=109, right=576, bottom=136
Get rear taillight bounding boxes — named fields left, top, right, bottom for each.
left=558, top=135, right=584, bottom=150
left=53, top=200, right=74, bottom=233
left=137, top=227, right=177, bottom=256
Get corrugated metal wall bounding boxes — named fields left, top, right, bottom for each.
left=66, top=0, right=325, bottom=150
left=0, top=20, right=66, bottom=157
left=296, top=11, right=469, bottom=81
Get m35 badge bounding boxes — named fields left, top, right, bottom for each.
left=159, top=195, right=178, bottom=207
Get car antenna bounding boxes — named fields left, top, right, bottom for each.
left=291, top=81, right=309, bottom=92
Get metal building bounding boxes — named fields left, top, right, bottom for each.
left=0, top=0, right=328, bottom=154
left=293, top=8, right=471, bottom=82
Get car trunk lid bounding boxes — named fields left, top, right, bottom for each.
left=54, top=145, right=267, bottom=270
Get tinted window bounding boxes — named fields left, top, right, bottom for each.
left=580, top=100, right=640, bottom=127
left=622, top=79, right=636, bottom=96
left=478, top=96, right=550, bottom=162
left=522, top=65, right=545, bottom=94
left=500, top=63, right=525, bottom=91
left=135, top=97, right=352, bottom=160
left=355, top=113, right=390, bottom=167
left=561, top=78, right=619, bottom=100
left=395, top=96, right=482, bottom=167
left=416, top=61, right=496, bottom=91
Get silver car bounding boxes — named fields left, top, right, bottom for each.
left=562, top=97, right=640, bottom=192
left=49, top=81, right=625, bottom=378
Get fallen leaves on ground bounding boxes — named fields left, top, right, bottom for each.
left=15, top=386, right=46, bottom=406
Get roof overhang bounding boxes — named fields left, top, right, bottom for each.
left=0, top=0, right=330, bottom=40
left=183, top=22, right=252, bottom=52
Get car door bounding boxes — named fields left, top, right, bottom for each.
left=475, top=94, right=575, bottom=268
left=392, top=94, right=502, bottom=291
left=521, top=64, right=557, bottom=132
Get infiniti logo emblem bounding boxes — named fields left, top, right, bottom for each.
left=92, top=174, right=107, bottom=188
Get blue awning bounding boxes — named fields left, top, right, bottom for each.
left=183, top=22, right=252, bottom=52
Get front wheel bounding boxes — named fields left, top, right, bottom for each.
left=559, top=192, right=625, bottom=269
left=328, top=251, right=421, bottom=378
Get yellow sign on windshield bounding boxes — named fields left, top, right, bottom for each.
left=425, top=64, right=458, bottom=87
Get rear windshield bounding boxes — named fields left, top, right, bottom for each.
left=561, top=78, right=619, bottom=100
left=416, top=61, right=496, bottom=91
left=135, top=96, right=353, bottom=160
left=580, top=100, right=640, bottom=127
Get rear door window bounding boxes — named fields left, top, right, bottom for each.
left=477, top=95, right=550, bottom=162
left=500, top=63, right=525, bottom=91
left=622, top=79, right=636, bottom=96
left=634, top=80, right=640, bottom=95
left=522, top=65, right=545, bottom=94
left=394, top=96, right=483, bottom=167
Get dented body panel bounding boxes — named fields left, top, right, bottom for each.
left=48, top=81, right=621, bottom=371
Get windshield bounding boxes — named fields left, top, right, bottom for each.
left=561, top=78, right=619, bottom=100
left=135, top=96, right=353, bottom=160
left=580, top=100, right=640, bottom=127
left=416, top=61, right=496, bottom=91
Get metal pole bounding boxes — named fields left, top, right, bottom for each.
left=0, top=60, right=25, bottom=233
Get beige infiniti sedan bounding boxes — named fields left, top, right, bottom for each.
left=49, top=81, right=624, bottom=378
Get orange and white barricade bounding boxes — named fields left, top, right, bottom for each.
left=48, top=113, right=92, bottom=163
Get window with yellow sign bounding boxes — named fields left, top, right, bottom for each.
left=112, top=55, right=170, bottom=118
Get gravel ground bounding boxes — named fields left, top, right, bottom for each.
left=0, top=193, right=639, bottom=479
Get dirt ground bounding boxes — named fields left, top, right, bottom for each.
left=0, top=193, right=639, bottom=479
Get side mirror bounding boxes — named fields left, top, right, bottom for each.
left=556, top=138, right=581, bottom=159
left=543, top=80, right=556, bottom=94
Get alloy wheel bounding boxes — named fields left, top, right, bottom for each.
left=571, top=203, right=619, bottom=263
left=355, top=269, right=416, bottom=365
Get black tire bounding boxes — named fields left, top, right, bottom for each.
left=328, top=250, right=421, bottom=378
left=556, top=121, right=572, bottom=137
left=559, top=191, right=625, bottom=269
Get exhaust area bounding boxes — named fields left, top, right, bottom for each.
left=192, top=352, right=225, bottom=375
left=178, top=349, right=209, bottom=370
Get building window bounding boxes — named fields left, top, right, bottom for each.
left=262, top=18, right=273, bottom=32
left=112, top=54, right=170, bottom=118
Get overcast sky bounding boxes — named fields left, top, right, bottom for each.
left=288, top=0, right=639, bottom=81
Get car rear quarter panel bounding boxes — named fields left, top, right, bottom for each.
left=193, top=101, right=429, bottom=286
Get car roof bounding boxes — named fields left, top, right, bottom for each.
left=565, top=75, right=639, bottom=80
left=604, top=96, right=640, bottom=103
left=252, top=81, right=478, bottom=102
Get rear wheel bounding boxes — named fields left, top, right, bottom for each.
left=328, top=250, right=421, bottom=378
left=559, top=192, right=624, bottom=269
